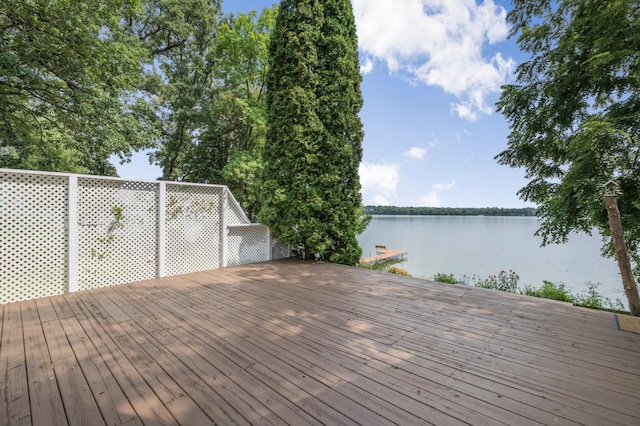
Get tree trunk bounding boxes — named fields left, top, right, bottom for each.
left=604, top=195, right=640, bottom=316
left=304, top=243, right=313, bottom=260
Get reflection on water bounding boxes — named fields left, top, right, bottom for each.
left=357, top=215, right=625, bottom=305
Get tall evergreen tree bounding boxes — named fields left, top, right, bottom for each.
left=260, top=0, right=368, bottom=265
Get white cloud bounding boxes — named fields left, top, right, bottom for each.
left=373, top=194, right=390, bottom=205
left=359, top=162, right=400, bottom=204
left=353, top=0, right=515, bottom=121
left=360, top=57, right=374, bottom=74
left=404, top=147, right=427, bottom=160
left=420, top=192, right=441, bottom=207
left=433, top=181, right=456, bottom=192
left=420, top=180, right=456, bottom=207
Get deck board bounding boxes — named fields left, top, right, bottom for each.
left=21, top=299, right=68, bottom=426
left=0, top=302, right=30, bottom=426
left=1, top=259, right=640, bottom=425
left=41, top=297, right=105, bottom=426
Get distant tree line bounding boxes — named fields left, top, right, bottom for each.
left=364, top=206, right=538, bottom=217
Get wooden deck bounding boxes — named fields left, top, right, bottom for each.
left=2, top=259, right=639, bottom=425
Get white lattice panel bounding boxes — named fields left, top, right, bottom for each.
left=1, top=171, right=68, bottom=304
left=165, top=184, right=223, bottom=275
left=77, top=178, right=158, bottom=290
left=227, top=225, right=270, bottom=266
left=2, top=169, right=290, bottom=304
left=271, top=239, right=291, bottom=260
left=227, top=196, right=251, bottom=226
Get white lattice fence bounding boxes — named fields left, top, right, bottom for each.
left=0, top=169, right=289, bottom=304
left=227, top=224, right=271, bottom=266
left=77, top=177, right=159, bottom=291
left=165, top=184, right=223, bottom=276
left=272, top=238, right=292, bottom=260
left=0, top=170, right=68, bottom=303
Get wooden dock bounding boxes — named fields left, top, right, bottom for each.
left=2, top=259, right=640, bottom=425
left=360, top=245, right=407, bottom=264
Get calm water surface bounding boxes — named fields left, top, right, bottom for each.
left=357, top=215, right=626, bottom=305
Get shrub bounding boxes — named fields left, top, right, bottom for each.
left=387, top=267, right=412, bottom=276
left=537, top=280, right=574, bottom=302
left=358, top=259, right=404, bottom=272
left=357, top=262, right=384, bottom=271
left=519, top=284, right=537, bottom=296
left=573, top=281, right=625, bottom=311
left=520, top=280, right=574, bottom=302
left=433, top=272, right=463, bottom=284
left=472, top=270, right=519, bottom=293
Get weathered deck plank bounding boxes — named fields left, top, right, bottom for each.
left=0, top=302, right=30, bottom=426
left=21, top=299, right=67, bottom=426
left=61, top=293, right=177, bottom=426
left=1, top=259, right=640, bottom=425
left=42, top=297, right=105, bottom=426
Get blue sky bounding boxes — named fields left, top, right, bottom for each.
left=117, top=0, right=534, bottom=208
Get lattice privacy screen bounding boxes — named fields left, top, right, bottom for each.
left=227, top=225, right=270, bottom=267
left=1, top=169, right=290, bottom=304
left=1, top=171, right=68, bottom=304
left=77, top=178, right=158, bottom=291
left=165, top=184, right=223, bottom=276
left=272, top=239, right=291, bottom=260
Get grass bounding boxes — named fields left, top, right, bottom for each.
left=520, top=280, right=574, bottom=302
left=358, top=257, right=404, bottom=270
left=433, top=272, right=464, bottom=284
left=432, top=270, right=630, bottom=313
left=358, top=263, right=631, bottom=314
left=470, top=270, right=519, bottom=293
left=473, top=271, right=627, bottom=312
left=387, top=266, right=411, bottom=276
left=357, top=260, right=412, bottom=276
left=572, top=281, right=626, bottom=312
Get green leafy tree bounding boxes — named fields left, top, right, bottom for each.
left=138, top=0, right=222, bottom=180
left=0, top=0, right=152, bottom=174
left=216, top=8, right=275, bottom=220
left=260, top=0, right=368, bottom=265
left=496, top=0, right=640, bottom=312
left=148, top=5, right=273, bottom=220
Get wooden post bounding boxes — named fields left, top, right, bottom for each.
left=157, top=182, right=166, bottom=278
left=604, top=189, right=640, bottom=316
left=67, top=175, right=78, bottom=293
left=221, top=189, right=228, bottom=268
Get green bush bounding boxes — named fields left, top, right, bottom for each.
left=433, top=272, right=464, bottom=284
left=573, top=281, right=625, bottom=311
left=521, top=280, right=626, bottom=312
left=357, top=262, right=385, bottom=271
left=358, top=259, right=404, bottom=272
left=519, top=280, right=574, bottom=302
left=519, top=284, right=536, bottom=296
left=363, top=263, right=630, bottom=314
left=472, top=270, right=519, bottom=293
left=538, top=281, right=574, bottom=302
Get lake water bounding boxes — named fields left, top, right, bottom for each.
left=357, top=215, right=627, bottom=306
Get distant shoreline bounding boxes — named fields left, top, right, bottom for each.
left=363, top=206, right=537, bottom=217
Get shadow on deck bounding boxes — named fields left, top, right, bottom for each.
left=1, top=259, right=639, bottom=425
